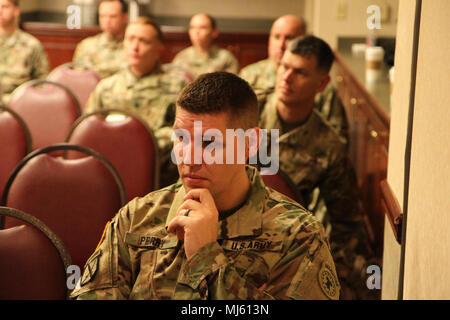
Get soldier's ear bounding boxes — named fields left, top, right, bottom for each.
left=316, top=74, right=330, bottom=94
left=157, top=42, right=165, bottom=58
left=246, top=127, right=262, bottom=161
left=14, top=5, right=20, bottom=18
left=212, top=29, right=219, bottom=40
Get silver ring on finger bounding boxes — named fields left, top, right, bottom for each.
left=184, top=208, right=191, bottom=217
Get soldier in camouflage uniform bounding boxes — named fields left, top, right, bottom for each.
left=73, top=0, right=128, bottom=79
left=240, top=15, right=347, bottom=139
left=171, top=13, right=239, bottom=79
left=85, top=17, right=188, bottom=188
left=240, top=15, right=305, bottom=96
left=258, top=36, right=376, bottom=300
left=0, top=0, right=49, bottom=106
left=70, top=72, right=340, bottom=300
left=85, top=17, right=188, bottom=131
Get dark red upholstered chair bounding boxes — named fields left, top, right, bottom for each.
left=0, top=106, right=32, bottom=198
left=0, top=207, right=71, bottom=300
left=1, top=144, right=126, bottom=269
left=65, top=109, right=159, bottom=201
left=47, top=62, right=101, bottom=111
left=8, top=80, right=81, bottom=151
left=261, top=169, right=301, bottom=203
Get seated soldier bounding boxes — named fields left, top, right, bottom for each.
left=171, top=13, right=239, bottom=79
left=70, top=72, right=340, bottom=300
left=85, top=16, right=188, bottom=132
left=0, top=0, right=49, bottom=106
left=73, top=0, right=128, bottom=79
left=240, top=14, right=305, bottom=94
left=240, top=15, right=347, bottom=138
left=258, top=35, right=376, bottom=300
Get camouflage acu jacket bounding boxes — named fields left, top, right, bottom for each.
left=73, top=32, right=127, bottom=79
left=85, top=64, right=188, bottom=131
left=70, top=166, right=340, bottom=300
left=172, top=45, right=239, bottom=79
left=259, top=94, right=376, bottom=299
left=0, top=29, right=49, bottom=105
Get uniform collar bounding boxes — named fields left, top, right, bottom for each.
left=0, top=29, right=19, bottom=47
left=123, top=62, right=163, bottom=88
left=165, top=166, right=266, bottom=239
left=98, top=32, right=124, bottom=47
left=262, top=93, right=318, bottom=144
left=190, top=45, right=219, bottom=59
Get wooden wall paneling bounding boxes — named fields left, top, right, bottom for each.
left=22, top=23, right=269, bottom=71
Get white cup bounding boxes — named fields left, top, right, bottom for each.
left=365, top=46, right=385, bottom=82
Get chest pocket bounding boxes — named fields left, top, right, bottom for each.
left=124, top=231, right=180, bottom=299
left=221, top=237, right=284, bottom=288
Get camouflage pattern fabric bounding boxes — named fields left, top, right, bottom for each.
left=172, top=45, right=239, bottom=79
left=70, top=166, right=340, bottom=300
left=85, top=63, right=188, bottom=131
left=313, top=83, right=348, bottom=141
left=73, top=32, right=127, bottom=79
left=240, top=58, right=348, bottom=139
left=259, top=94, right=377, bottom=299
left=239, top=58, right=276, bottom=96
left=0, top=29, right=49, bottom=105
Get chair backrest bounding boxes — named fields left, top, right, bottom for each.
left=47, top=62, right=101, bottom=111
left=66, top=109, right=159, bottom=201
left=8, top=80, right=81, bottom=151
left=1, top=144, right=126, bottom=269
left=0, top=106, right=32, bottom=198
left=0, top=207, right=71, bottom=300
left=261, top=169, right=301, bottom=203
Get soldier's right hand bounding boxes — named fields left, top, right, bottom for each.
left=167, top=188, right=219, bottom=259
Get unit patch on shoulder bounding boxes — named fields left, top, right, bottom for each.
left=81, top=250, right=102, bottom=286
left=318, top=262, right=340, bottom=300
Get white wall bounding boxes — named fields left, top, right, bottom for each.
left=148, top=0, right=305, bottom=19
left=381, top=0, right=416, bottom=300
left=402, top=0, right=450, bottom=299
left=311, top=0, right=399, bottom=49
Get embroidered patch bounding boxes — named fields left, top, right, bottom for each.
left=80, top=250, right=101, bottom=286
left=318, top=262, right=339, bottom=300
left=222, top=239, right=283, bottom=251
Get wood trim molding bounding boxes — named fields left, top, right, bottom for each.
left=334, top=51, right=390, bottom=128
left=380, top=179, right=403, bottom=243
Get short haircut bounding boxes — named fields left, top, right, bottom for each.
left=100, top=0, right=128, bottom=13
left=203, top=14, right=216, bottom=29
left=287, top=35, right=334, bottom=74
left=190, top=13, right=216, bottom=30
left=8, top=0, right=19, bottom=6
left=129, top=16, right=163, bottom=42
left=176, top=72, right=258, bottom=129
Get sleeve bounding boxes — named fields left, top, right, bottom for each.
left=84, top=84, right=103, bottom=114
left=69, top=206, right=133, bottom=300
left=319, top=149, right=364, bottom=243
left=314, top=85, right=349, bottom=140
left=224, top=52, right=240, bottom=74
left=72, top=40, right=88, bottom=63
left=30, top=43, right=49, bottom=80
left=175, top=224, right=340, bottom=300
